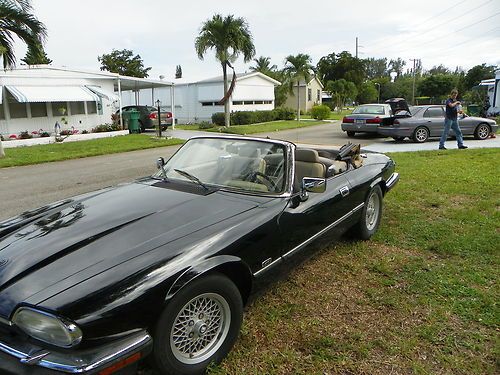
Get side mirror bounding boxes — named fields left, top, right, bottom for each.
left=300, top=177, right=326, bottom=201
left=156, top=157, right=165, bottom=170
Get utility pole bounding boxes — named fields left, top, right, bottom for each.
left=355, top=37, right=358, bottom=58
left=410, top=58, right=418, bottom=105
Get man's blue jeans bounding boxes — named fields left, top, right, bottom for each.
left=439, top=118, right=464, bottom=148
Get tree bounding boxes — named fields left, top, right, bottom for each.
left=175, top=65, right=182, bottom=79
left=388, top=58, right=406, bottom=78
left=283, top=53, right=314, bottom=120
left=0, top=0, right=47, bottom=68
left=364, top=57, right=388, bottom=79
left=418, top=74, right=455, bottom=99
left=249, top=56, right=277, bottom=76
left=325, top=79, right=357, bottom=110
left=195, top=14, right=255, bottom=127
left=357, top=82, right=378, bottom=104
left=463, top=64, right=497, bottom=91
left=427, top=64, right=450, bottom=75
left=98, top=49, right=151, bottom=78
left=316, top=51, right=365, bottom=87
left=21, top=40, right=52, bottom=65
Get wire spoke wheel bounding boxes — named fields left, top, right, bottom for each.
left=475, top=124, right=490, bottom=140
left=170, top=293, right=231, bottom=365
left=365, top=191, right=381, bottom=231
left=413, top=127, right=429, bottom=143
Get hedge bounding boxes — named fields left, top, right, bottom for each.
left=211, top=107, right=296, bottom=126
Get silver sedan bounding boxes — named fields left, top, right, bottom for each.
left=378, top=105, right=498, bottom=143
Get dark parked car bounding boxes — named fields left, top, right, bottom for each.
left=0, top=136, right=399, bottom=375
left=377, top=105, right=498, bottom=142
left=117, top=105, right=173, bottom=132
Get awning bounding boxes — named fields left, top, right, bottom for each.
left=5, top=85, right=99, bottom=103
left=86, top=85, right=120, bottom=102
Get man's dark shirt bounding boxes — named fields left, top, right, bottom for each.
left=445, top=98, right=458, bottom=120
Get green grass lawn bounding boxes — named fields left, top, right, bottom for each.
left=301, top=109, right=352, bottom=120
left=175, top=120, right=328, bottom=134
left=0, top=135, right=184, bottom=168
left=205, top=148, right=499, bottom=375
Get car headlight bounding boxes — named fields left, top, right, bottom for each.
left=12, top=307, right=82, bottom=348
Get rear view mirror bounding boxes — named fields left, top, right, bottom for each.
left=156, top=157, right=165, bottom=169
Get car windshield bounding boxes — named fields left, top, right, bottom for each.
left=408, top=106, right=424, bottom=115
left=154, top=138, right=287, bottom=194
left=352, top=105, right=386, bottom=115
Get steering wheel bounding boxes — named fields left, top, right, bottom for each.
left=242, top=171, right=277, bottom=191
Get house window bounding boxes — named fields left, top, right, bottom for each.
left=254, top=100, right=264, bottom=104
left=264, top=100, right=272, bottom=105
left=87, top=101, right=97, bottom=114
left=317, top=89, right=320, bottom=102
left=51, top=102, right=68, bottom=117
left=7, top=91, right=27, bottom=119
left=232, top=101, right=243, bottom=105
left=308, top=88, right=312, bottom=101
left=70, top=101, right=85, bottom=115
left=30, top=102, right=47, bottom=117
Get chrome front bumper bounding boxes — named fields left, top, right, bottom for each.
left=0, top=329, right=152, bottom=374
left=385, top=172, right=400, bottom=192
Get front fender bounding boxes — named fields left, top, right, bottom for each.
left=166, top=255, right=253, bottom=305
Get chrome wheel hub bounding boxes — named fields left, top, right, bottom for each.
left=478, top=125, right=489, bottom=139
left=416, top=129, right=427, bottom=142
left=366, top=192, right=380, bottom=231
left=170, top=293, right=230, bottom=364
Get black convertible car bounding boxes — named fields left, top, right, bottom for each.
left=0, top=136, right=399, bottom=375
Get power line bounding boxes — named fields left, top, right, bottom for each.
left=396, top=11, right=500, bottom=54
left=416, top=0, right=469, bottom=26
left=368, top=0, right=495, bottom=51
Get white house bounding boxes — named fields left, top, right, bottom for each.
left=121, top=72, right=281, bottom=124
left=0, top=66, right=173, bottom=137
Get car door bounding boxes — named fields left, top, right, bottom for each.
left=422, top=106, right=445, bottom=137
left=457, top=116, right=476, bottom=135
left=278, top=174, right=355, bottom=260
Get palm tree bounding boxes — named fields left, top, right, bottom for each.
left=195, top=14, right=255, bottom=127
left=0, top=0, right=47, bottom=68
left=249, top=56, right=277, bottom=76
left=283, top=54, right=314, bottom=121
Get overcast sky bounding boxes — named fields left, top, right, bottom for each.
left=14, top=0, right=500, bottom=81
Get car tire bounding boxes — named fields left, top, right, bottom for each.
left=474, top=123, right=490, bottom=140
left=139, top=121, right=145, bottom=133
left=393, top=136, right=405, bottom=142
left=412, top=126, right=429, bottom=143
left=352, top=185, right=383, bottom=240
left=152, top=273, right=243, bottom=375
left=347, top=131, right=356, bottom=137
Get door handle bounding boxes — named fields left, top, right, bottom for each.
left=340, top=186, right=349, bottom=197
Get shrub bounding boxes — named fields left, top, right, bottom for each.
left=19, top=131, right=33, bottom=139
left=232, top=111, right=254, bottom=125
left=253, top=110, right=276, bottom=123
left=310, top=105, right=331, bottom=120
left=60, top=129, right=72, bottom=136
left=0, top=134, right=4, bottom=141
left=82, top=130, right=89, bottom=134
left=40, top=131, right=50, bottom=137
left=273, top=107, right=296, bottom=120
left=211, top=112, right=225, bottom=126
left=199, top=121, right=214, bottom=130
left=92, top=124, right=121, bottom=133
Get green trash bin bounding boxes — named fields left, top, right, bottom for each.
left=467, top=104, right=480, bottom=116
left=128, top=109, right=140, bottom=134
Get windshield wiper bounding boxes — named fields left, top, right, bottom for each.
left=174, top=169, right=209, bottom=190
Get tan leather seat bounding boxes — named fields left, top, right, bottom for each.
left=294, top=149, right=326, bottom=190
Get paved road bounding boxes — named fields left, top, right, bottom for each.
left=1, top=122, right=498, bottom=220
left=0, top=146, right=180, bottom=220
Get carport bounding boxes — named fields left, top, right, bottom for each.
left=114, top=76, right=175, bottom=129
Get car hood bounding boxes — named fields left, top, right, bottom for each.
left=0, top=179, right=260, bottom=318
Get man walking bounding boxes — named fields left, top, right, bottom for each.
left=439, top=89, right=467, bottom=150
